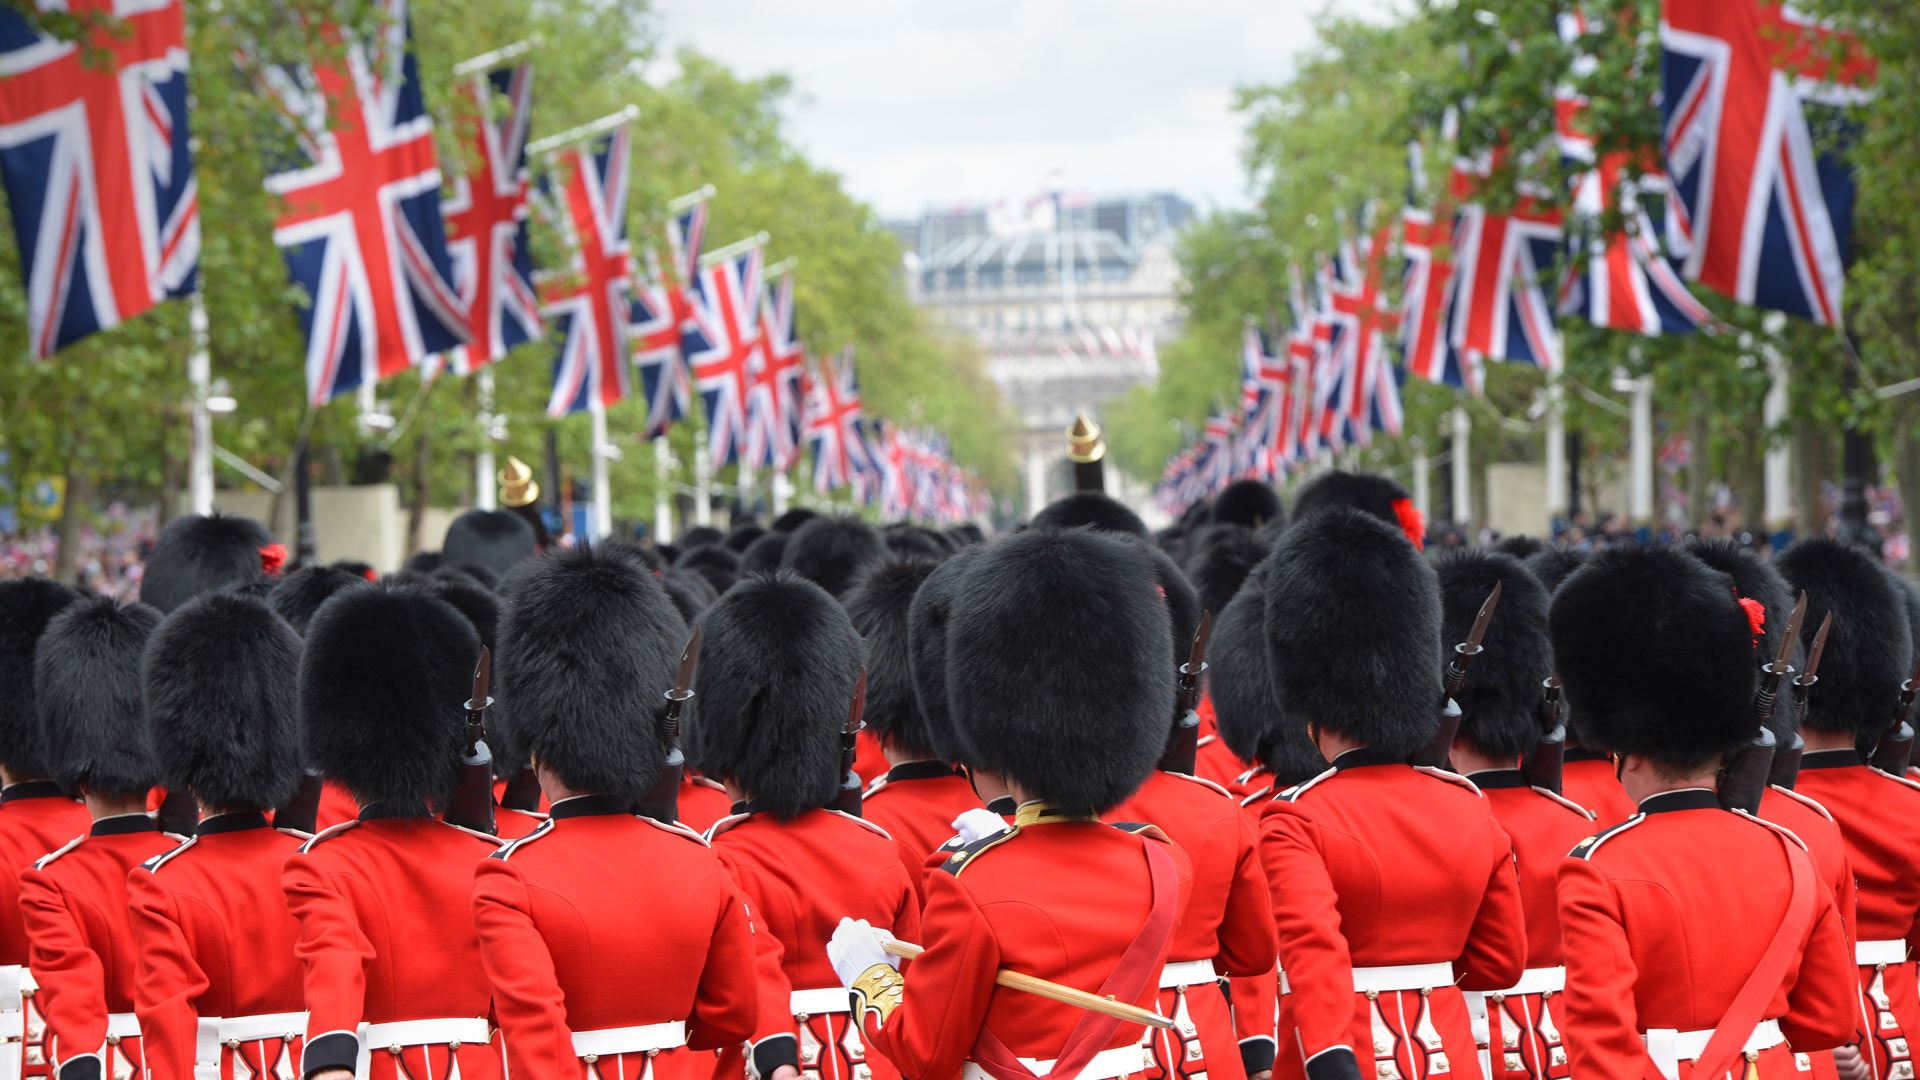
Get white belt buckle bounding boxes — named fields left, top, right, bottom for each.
left=1857, top=939, right=1909, bottom=967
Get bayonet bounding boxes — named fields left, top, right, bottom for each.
left=638, top=627, right=701, bottom=823
left=1417, top=582, right=1502, bottom=768
left=833, top=669, right=868, bottom=815
left=1725, top=594, right=1803, bottom=813
left=1160, top=613, right=1212, bottom=775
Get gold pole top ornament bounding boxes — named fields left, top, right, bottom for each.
left=499, top=456, right=539, bottom=507
left=1066, top=413, right=1106, bottom=464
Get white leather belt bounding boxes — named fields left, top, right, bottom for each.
left=0, top=1013, right=19, bottom=1041
left=197, top=1011, right=306, bottom=1062
left=1645, top=1018, right=1783, bottom=1080
left=790, top=988, right=852, bottom=1016
left=0, top=965, right=22, bottom=1003
left=104, top=1012, right=139, bottom=1041
left=1159, top=959, right=1220, bottom=989
left=1858, top=939, right=1908, bottom=966
left=1499, top=967, right=1565, bottom=997
left=354, top=1017, right=489, bottom=1076
left=572, top=1021, right=687, bottom=1059
left=962, top=1043, right=1151, bottom=1080
left=1351, top=962, right=1455, bottom=994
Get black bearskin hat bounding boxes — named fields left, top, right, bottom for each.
left=1185, top=525, right=1269, bottom=620
left=946, top=529, right=1173, bottom=813
left=1264, top=508, right=1440, bottom=757
left=0, top=579, right=83, bottom=777
left=442, top=509, right=537, bottom=582
left=1524, top=548, right=1588, bottom=594
left=740, top=532, right=789, bottom=575
left=497, top=546, right=686, bottom=805
left=36, top=597, right=162, bottom=797
left=770, top=508, right=820, bottom=534
left=1776, top=538, right=1912, bottom=736
left=1290, top=471, right=1424, bottom=550
left=1209, top=563, right=1325, bottom=787
left=1685, top=538, right=1801, bottom=739
left=1432, top=550, right=1552, bottom=761
left=660, top=569, right=718, bottom=625
left=883, top=525, right=953, bottom=562
left=677, top=526, right=725, bottom=549
left=403, top=551, right=444, bottom=575
left=687, top=572, right=865, bottom=818
left=268, top=565, right=371, bottom=636
left=300, top=585, right=480, bottom=805
left=675, top=543, right=741, bottom=597
left=1212, top=480, right=1285, bottom=531
left=141, top=513, right=275, bottom=613
left=1030, top=493, right=1149, bottom=539
left=843, top=556, right=944, bottom=759
left=726, top=523, right=767, bottom=553
left=780, top=516, right=887, bottom=598
left=946, top=523, right=986, bottom=548
left=907, top=547, right=980, bottom=762
left=1491, top=535, right=1548, bottom=561
left=144, top=594, right=302, bottom=811
left=1550, top=546, right=1757, bottom=769
left=1126, top=537, right=1200, bottom=677
left=1888, top=571, right=1920, bottom=675
left=431, top=563, right=499, bottom=592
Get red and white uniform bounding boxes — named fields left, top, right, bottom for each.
left=1114, top=770, right=1277, bottom=1080
left=493, top=807, right=548, bottom=841
left=1557, top=788, right=1859, bottom=1079
left=858, top=803, right=1187, bottom=1080
left=127, top=812, right=309, bottom=1080
left=283, top=803, right=504, bottom=1080
left=1758, top=785, right=1858, bottom=943
left=1462, top=770, right=1594, bottom=1080
left=1258, top=750, right=1526, bottom=1080
left=707, top=806, right=919, bottom=1080
left=1193, top=696, right=1253, bottom=793
left=473, top=794, right=760, bottom=1080
left=1792, top=749, right=1920, bottom=1080
left=18, top=813, right=179, bottom=1080
left=862, top=762, right=982, bottom=900
left=0, top=782, right=89, bottom=1080
left=676, top=776, right=733, bottom=836
left=1560, top=753, right=1635, bottom=828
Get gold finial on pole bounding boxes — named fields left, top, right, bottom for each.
left=499, top=456, right=540, bottom=508
left=1067, top=413, right=1105, bottom=464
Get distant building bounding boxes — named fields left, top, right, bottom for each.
left=888, top=192, right=1192, bottom=518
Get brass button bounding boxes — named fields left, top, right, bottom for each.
left=584, top=1053, right=599, bottom=1064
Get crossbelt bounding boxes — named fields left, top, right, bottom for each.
left=1645, top=1018, right=1783, bottom=1080
left=1159, top=960, right=1220, bottom=990
left=195, top=1012, right=306, bottom=1070
left=790, top=987, right=852, bottom=1016
left=1497, top=967, right=1565, bottom=997
left=572, top=1021, right=687, bottom=1060
left=1858, top=939, right=1908, bottom=966
left=353, top=1016, right=490, bottom=1076
left=961, top=1043, right=1151, bottom=1080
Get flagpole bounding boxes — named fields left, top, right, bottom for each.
left=738, top=459, right=755, bottom=522
left=1450, top=404, right=1472, bottom=531
left=1411, top=440, right=1430, bottom=524
left=698, top=232, right=770, bottom=269
left=589, top=399, right=614, bottom=540
left=653, top=438, right=674, bottom=542
left=452, top=37, right=538, bottom=78
left=694, top=442, right=713, bottom=527
left=526, top=104, right=639, bottom=157
left=1544, top=371, right=1567, bottom=531
left=668, top=184, right=717, bottom=214
left=187, top=293, right=214, bottom=516
left=475, top=368, right=498, bottom=511
left=1764, top=345, right=1792, bottom=536
left=772, top=469, right=790, bottom=515
left=1628, top=370, right=1655, bottom=528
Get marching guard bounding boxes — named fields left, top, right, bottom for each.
left=1550, top=545, right=1859, bottom=1078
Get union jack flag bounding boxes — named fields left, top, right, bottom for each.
left=1279, top=265, right=1318, bottom=466
left=261, top=0, right=468, bottom=405
left=865, top=418, right=911, bottom=518
left=667, top=196, right=708, bottom=286
left=684, top=247, right=763, bottom=469
left=435, top=61, right=540, bottom=378
left=1327, top=213, right=1405, bottom=440
left=805, top=348, right=870, bottom=493
left=1399, top=142, right=1473, bottom=392
left=0, top=0, right=198, bottom=359
left=1660, top=1, right=1875, bottom=325
left=1447, top=149, right=1564, bottom=374
left=1306, top=256, right=1350, bottom=458
left=631, top=253, right=691, bottom=440
left=541, top=124, right=636, bottom=417
left=747, top=269, right=807, bottom=471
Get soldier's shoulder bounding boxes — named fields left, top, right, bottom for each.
left=1412, top=766, right=1485, bottom=797
left=30, top=833, right=87, bottom=872
left=1528, top=786, right=1597, bottom=822
left=1161, top=771, right=1235, bottom=801
left=1566, top=814, right=1647, bottom=860
left=296, top=819, right=361, bottom=855
left=934, top=826, right=1022, bottom=878
left=489, top=819, right=556, bottom=860
left=1274, top=766, right=1339, bottom=804
left=824, top=808, right=895, bottom=843
left=440, top=819, right=507, bottom=848
left=139, top=835, right=199, bottom=874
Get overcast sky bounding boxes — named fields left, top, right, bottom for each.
left=648, top=1, right=1404, bottom=221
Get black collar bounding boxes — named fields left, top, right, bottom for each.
left=1465, top=768, right=1529, bottom=790
left=196, top=812, right=270, bottom=836
left=1638, top=788, right=1720, bottom=815
left=1799, top=748, right=1863, bottom=771
left=90, top=813, right=157, bottom=837
left=549, top=793, right=628, bottom=820
left=886, top=761, right=962, bottom=783
left=986, top=796, right=1018, bottom=816
left=1564, top=747, right=1610, bottom=764
left=0, top=780, right=69, bottom=804
left=1331, top=747, right=1402, bottom=771
left=359, top=799, right=432, bottom=821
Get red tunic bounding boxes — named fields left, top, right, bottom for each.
left=1258, top=752, right=1526, bottom=1080
left=707, top=806, right=920, bottom=1080
left=1560, top=754, right=1636, bottom=828
left=863, top=762, right=983, bottom=900
left=18, top=814, right=179, bottom=1079
left=1758, top=785, right=1858, bottom=944
left=283, top=805, right=504, bottom=1080
left=1792, top=749, right=1920, bottom=1080
left=1557, top=788, right=1858, bottom=1079
left=1193, top=695, right=1254, bottom=792
left=126, top=813, right=309, bottom=1080
left=859, top=804, right=1188, bottom=1080
left=1465, top=770, right=1596, bottom=1080
left=311, top=782, right=359, bottom=833
left=0, top=783, right=89, bottom=968
left=473, top=796, right=760, bottom=1080
left=493, top=806, right=548, bottom=840
left=852, top=730, right=888, bottom=787
left=1114, top=770, right=1278, bottom=1080
left=678, top=775, right=734, bottom=835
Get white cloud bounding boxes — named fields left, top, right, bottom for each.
left=648, top=0, right=1404, bottom=218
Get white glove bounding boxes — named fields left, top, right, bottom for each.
left=950, top=807, right=1013, bottom=846
left=827, top=917, right=897, bottom=989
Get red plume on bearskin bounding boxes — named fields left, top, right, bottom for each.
left=141, top=513, right=276, bottom=614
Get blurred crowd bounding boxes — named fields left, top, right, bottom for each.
left=0, top=505, right=156, bottom=599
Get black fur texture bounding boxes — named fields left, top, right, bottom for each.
left=770, top=508, right=820, bottom=534
left=1523, top=548, right=1589, bottom=594
left=726, top=524, right=767, bottom=553
left=1490, top=535, right=1548, bottom=561
left=1289, top=471, right=1412, bottom=531
left=141, top=513, right=275, bottom=614
left=1264, top=508, right=1440, bottom=757
left=686, top=572, right=865, bottom=819
left=780, top=516, right=887, bottom=598
left=1889, top=571, right=1920, bottom=673
left=1208, top=562, right=1324, bottom=787
left=1550, top=546, right=1758, bottom=768
left=842, top=556, right=944, bottom=758
left=299, top=585, right=481, bottom=805
left=0, top=579, right=83, bottom=777
left=403, top=551, right=444, bottom=575
left=1685, top=538, right=1802, bottom=739
left=676, top=526, right=725, bottom=549
left=1432, top=550, right=1553, bottom=761
left=268, top=566, right=371, bottom=636
left=36, top=597, right=163, bottom=796
left=740, top=532, right=790, bottom=575
left=883, top=525, right=953, bottom=562
left=946, top=529, right=1174, bottom=813
left=497, top=546, right=686, bottom=805
left=1029, top=493, right=1149, bottom=539
left=1129, top=538, right=1200, bottom=677
left=1775, top=538, right=1913, bottom=736
left=1212, top=480, right=1285, bottom=530
left=143, top=593, right=301, bottom=810
left=675, top=543, right=742, bottom=596
left=946, top=524, right=986, bottom=548
left=906, top=547, right=980, bottom=762
left=660, top=569, right=719, bottom=625
left=1185, top=525, right=1269, bottom=620
left=442, top=509, right=537, bottom=581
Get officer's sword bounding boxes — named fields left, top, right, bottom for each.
left=878, top=938, right=1175, bottom=1030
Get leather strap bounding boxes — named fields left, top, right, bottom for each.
left=1687, top=826, right=1816, bottom=1080
left=967, top=838, right=1177, bottom=1080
